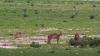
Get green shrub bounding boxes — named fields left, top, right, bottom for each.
left=48, top=50, right=55, bottom=53
left=92, top=4, right=96, bottom=7
left=69, top=38, right=81, bottom=46
left=30, top=42, right=41, bottom=48
left=70, top=15, right=75, bottom=18
left=23, top=13, right=28, bottom=17
left=89, top=38, right=100, bottom=47
left=89, top=15, right=95, bottom=19
left=69, top=36, right=100, bottom=47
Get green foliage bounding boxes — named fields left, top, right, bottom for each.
left=89, top=38, right=100, bottom=47
left=30, top=42, right=41, bottom=48
left=48, top=50, right=55, bottom=53
left=69, top=37, right=100, bottom=47
left=89, top=15, right=95, bottom=19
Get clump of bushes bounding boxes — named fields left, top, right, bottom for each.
left=69, top=36, right=100, bottom=47
left=30, top=42, right=41, bottom=48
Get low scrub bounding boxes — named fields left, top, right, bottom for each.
left=30, top=42, right=41, bottom=48
left=69, top=37, right=100, bottom=47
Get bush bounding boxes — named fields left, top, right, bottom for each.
left=69, top=38, right=81, bottom=46
left=80, top=37, right=91, bottom=47
left=89, top=15, right=95, bottom=19
left=40, top=24, right=45, bottom=27
left=30, top=3, right=34, bottom=6
left=30, top=42, right=41, bottom=48
left=89, top=38, right=100, bottom=46
left=98, top=50, right=100, bottom=53
left=70, top=15, right=75, bottom=18
left=23, top=13, right=28, bottom=17
left=92, top=4, right=96, bottom=7
left=69, top=37, right=100, bottom=47
left=48, top=50, right=55, bottom=53
left=65, top=48, right=71, bottom=50
left=27, top=0, right=31, bottom=3
left=34, top=10, right=39, bottom=14
left=22, top=9, right=28, bottom=17
left=62, top=20, right=67, bottom=22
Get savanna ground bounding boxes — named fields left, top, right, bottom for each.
left=0, top=0, right=100, bottom=56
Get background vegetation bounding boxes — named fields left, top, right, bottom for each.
left=0, top=0, right=100, bottom=37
